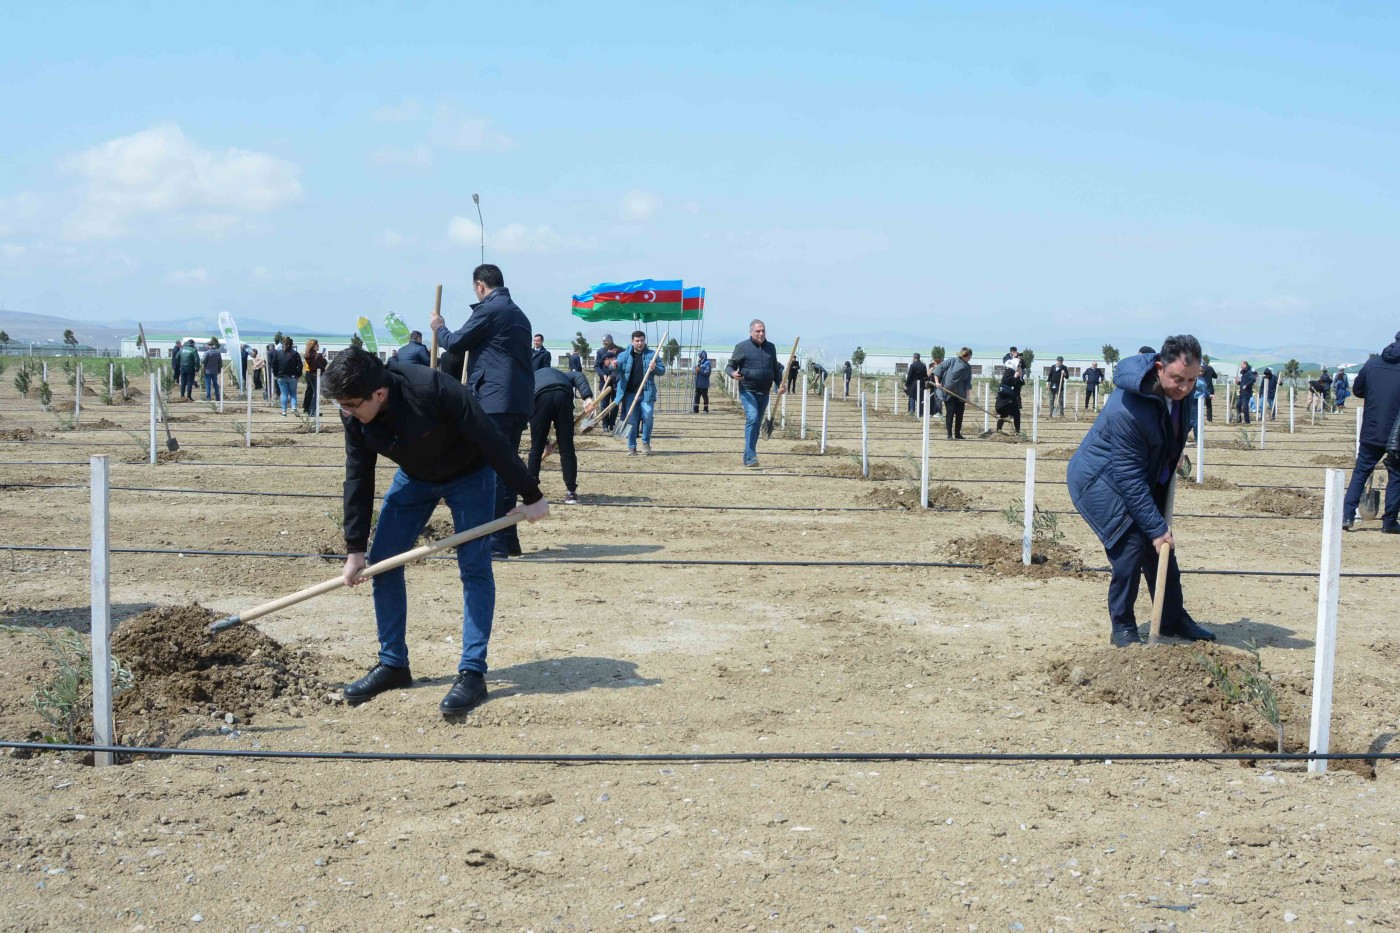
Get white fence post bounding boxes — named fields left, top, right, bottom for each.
left=1031, top=375, right=1039, bottom=442
left=860, top=393, right=869, bottom=478
left=1022, top=449, right=1036, bottom=565
left=1308, top=469, right=1345, bottom=774
left=246, top=380, right=253, bottom=448
left=800, top=372, right=808, bottom=440
left=315, top=372, right=323, bottom=434
left=983, top=381, right=990, bottom=433
left=820, top=387, right=829, bottom=454
left=90, top=455, right=115, bottom=768
left=148, top=372, right=157, bottom=464
left=920, top=385, right=931, bottom=509
left=1260, top=399, right=1267, bottom=448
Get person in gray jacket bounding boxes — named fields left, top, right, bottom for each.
left=933, top=347, right=973, bottom=439
left=725, top=319, right=786, bottom=467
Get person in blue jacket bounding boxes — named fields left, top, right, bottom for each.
left=692, top=349, right=712, bottom=413
left=430, top=263, right=534, bottom=558
left=1334, top=369, right=1350, bottom=409
left=396, top=331, right=430, bottom=367
left=1068, top=336, right=1216, bottom=647
left=615, top=330, right=665, bottom=455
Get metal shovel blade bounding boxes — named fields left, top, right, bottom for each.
left=1360, top=485, right=1380, bottom=520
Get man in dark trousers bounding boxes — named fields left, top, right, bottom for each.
left=397, top=330, right=430, bottom=366
left=430, top=263, right=534, bottom=559
left=905, top=352, right=928, bottom=416
left=1068, top=337, right=1215, bottom=647
left=1047, top=356, right=1070, bottom=417
left=531, top=334, right=552, bottom=371
left=726, top=319, right=786, bottom=467
left=528, top=366, right=594, bottom=506
left=1343, top=332, right=1400, bottom=532
left=843, top=360, right=853, bottom=397
left=324, top=346, right=549, bottom=716
left=1235, top=361, right=1256, bottom=423
left=1083, top=362, right=1104, bottom=411
left=593, top=334, right=618, bottom=394
left=692, top=350, right=712, bottom=413
left=1200, top=356, right=1218, bottom=422
left=786, top=357, right=801, bottom=394
left=1260, top=366, right=1278, bottom=420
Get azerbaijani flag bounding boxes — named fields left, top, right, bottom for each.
left=682, top=286, right=705, bottom=319
left=591, top=279, right=684, bottom=321
left=570, top=290, right=598, bottom=321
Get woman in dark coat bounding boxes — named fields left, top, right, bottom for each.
left=995, top=360, right=1025, bottom=434
left=302, top=338, right=327, bottom=414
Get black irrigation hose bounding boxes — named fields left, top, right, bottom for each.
left=6, top=544, right=1400, bottom=578
left=1, top=739, right=1394, bottom=765
left=0, top=482, right=1342, bottom=520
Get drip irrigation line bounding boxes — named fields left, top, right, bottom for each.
left=1, top=739, right=1394, bottom=765
left=6, top=544, right=1400, bottom=578
left=0, top=482, right=1341, bottom=521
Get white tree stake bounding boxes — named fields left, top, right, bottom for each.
left=75, top=365, right=81, bottom=426
left=1032, top=375, right=1039, bottom=442
left=860, top=393, right=869, bottom=478
left=315, top=371, right=323, bottom=434
left=874, top=379, right=879, bottom=411
left=1308, top=469, right=1345, bottom=775
left=90, top=455, right=115, bottom=768
left=1022, top=448, right=1036, bottom=565
left=1196, top=396, right=1205, bottom=484
left=109, top=363, right=114, bottom=400
left=1260, top=399, right=1267, bottom=448
left=983, top=381, right=990, bottom=433
left=1356, top=407, right=1362, bottom=456
left=219, top=369, right=225, bottom=414
left=148, top=372, right=157, bottom=464
left=1290, top=387, right=1295, bottom=433
left=820, top=387, right=829, bottom=454
left=920, top=384, right=931, bottom=509
left=800, top=371, right=808, bottom=440
left=245, top=379, right=253, bottom=447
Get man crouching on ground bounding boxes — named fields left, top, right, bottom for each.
left=325, top=346, right=549, bottom=715
left=1067, top=335, right=1216, bottom=648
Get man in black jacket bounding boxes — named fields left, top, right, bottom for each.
left=530, top=334, right=552, bottom=371
left=725, top=319, right=786, bottom=467
left=1084, top=362, right=1105, bottom=411
left=1343, top=332, right=1400, bottom=532
left=1047, top=356, right=1070, bottom=417
left=1201, top=356, right=1218, bottom=422
left=325, top=347, right=549, bottom=716
left=430, top=264, right=534, bottom=559
left=843, top=360, right=853, bottom=397
left=786, top=357, right=801, bottom=394
left=396, top=331, right=430, bottom=367
left=528, top=367, right=594, bottom=505
left=905, top=353, right=928, bottom=416
left=593, top=334, right=618, bottom=393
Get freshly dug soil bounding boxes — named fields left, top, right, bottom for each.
left=1040, top=447, right=1079, bottom=460
left=1236, top=487, right=1323, bottom=517
left=235, top=435, right=297, bottom=447
left=111, top=604, right=329, bottom=741
left=1311, top=453, right=1354, bottom=468
left=949, top=533, right=1089, bottom=578
left=1181, top=475, right=1239, bottom=491
left=0, top=428, right=36, bottom=441
left=978, top=431, right=1024, bottom=443
left=791, top=443, right=855, bottom=457
left=862, top=484, right=975, bottom=510
left=822, top=459, right=909, bottom=480
left=83, top=417, right=120, bottom=428
left=124, top=449, right=199, bottom=464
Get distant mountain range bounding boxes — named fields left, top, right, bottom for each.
left=0, top=309, right=315, bottom=348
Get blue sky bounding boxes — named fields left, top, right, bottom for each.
left=2, top=0, right=1398, bottom=353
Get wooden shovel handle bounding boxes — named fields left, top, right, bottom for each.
left=615, top=330, right=669, bottom=430
left=430, top=284, right=442, bottom=368
left=210, top=513, right=524, bottom=633
left=1148, top=541, right=1172, bottom=645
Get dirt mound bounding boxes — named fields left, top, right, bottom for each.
left=1046, top=644, right=1372, bottom=774
left=1215, top=439, right=1257, bottom=451
left=949, top=533, right=1089, bottom=579
left=862, top=484, right=975, bottom=510
left=419, top=517, right=454, bottom=542
left=1236, top=488, right=1322, bottom=517
left=823, top=459, right=909, bottom=480
left=0, top=428, right=36, bottom=441
left=112, top=604, right=329, bottom=739
left=791, top=443, right=855, bottom=457
left=574, top=438, right=602, bottom=450
left=978, top=431, right=1025, bottom=443
left=124, top=449, right=199, bottom=464
left=1040, top=447, right=1079, bottom=460
left=225, top=435, right=297, bottom=447
left=84, top=417, right=120, bottom=428
left=1311, top=454, right=1354, bottom=468
left=1182, top=475, right=1238, bottom=491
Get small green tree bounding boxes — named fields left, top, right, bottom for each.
left=572, top=331, right=592, bottom=360
left=1020, top=348, right=1035, bottom=371
left=0, top=330, right=9, bottom=349
left=1282, top=359, right=1302, bottom=387
left=662, top=336, right=681, bottom=366
left=273, top=330, right=285, bottom=347
left=63, top=329, right=78, bottom=353
left=349, top=334, right=364, bottom=350
left=1101, top=344, right=1120, bottom=366
left=851, top=347, right=866, bottom=372
left=930, top=345, right=946, bottom=362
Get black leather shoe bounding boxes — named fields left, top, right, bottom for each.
left=1343, top=519, right=1356, bottom=532
left=1383, top=523, right=1400, bottom=535
left=440, top=671, right=488, bottom=716
left=1110, top=623, right=1143, bottom=647
left=1160, top=618, right=1217, bottom=642
left=344, top=663, right=412, bottom=705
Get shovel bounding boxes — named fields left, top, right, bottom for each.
left=1147, top=541, right=1172, bottom=646
left=209, top=514, right=523, bottom=636
left=544, top=389, right=614, bottom=461
left=430, top=283, right=442, bottom=369
left=612, top=330, right=669, bottom=441
left=137, top=323, right=180, bottom=452
left=1360, top=479, right=1380, bottom=521
left=937, top=384, right=996, bottom=419
left=762, top=336, right=800, bottom=440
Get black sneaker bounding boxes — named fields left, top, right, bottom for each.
left=343, top=663, right=412, bottom=705
left=564, top=491, right=580, bottom=505
left=1343, top=518, right=1356, bottom=532
left=1383, top=523, right=1400, bottom=535
left=440, top=670, right=488, bottom=716
left=1110, top=623, right=1143, bottom=648
left=1160, top=618, right=1217, bottom=642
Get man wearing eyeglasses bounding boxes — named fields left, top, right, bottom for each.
left=324, top=345, right=549, bottom=717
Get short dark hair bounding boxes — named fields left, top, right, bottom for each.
left=912, top=352, right=921, bottom=360
left=323, top=345, right=387, bottom=400
left=631, top=330, right=646, bottom=340
left=1009, top=346, right=1017, bottom=352
left=410, top=330, right=422, bottom=341
left=473, top=264, right=504, bottom=289
left=1159, top=335, right=1202, bottom=368
left=282, top=336, right=294, bottom=350
left=1138, top=345, right=1156, bottom=354
left=534, top=333, right=544, bottom=340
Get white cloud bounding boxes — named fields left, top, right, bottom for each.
left=618, top=189, right=661, bottom=222
left=732, top=226, right=891, bottom=265
left=448, top=117, right=514, bottom=152
left=446, top=216, right=595, bottom=254
left=370, top=145, right=433, bottom=169
left=164, top=267, right=211, bottom=285
left=62, top=124, right=303, bottom=239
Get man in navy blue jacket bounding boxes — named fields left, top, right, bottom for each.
left=430, top=264, right=534, bottom=558
left=1344, top=332, right=1400, bottom=532
left=1068, top=337, right=1216, bottom=647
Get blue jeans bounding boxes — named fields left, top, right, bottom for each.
left=621, top=392, right=654, bottom=448
left=487, top=413, right=527, bottom=553
left=740, top=389, right=768, bottom=465
left=203, top=373, right=221, bottom=400
left=276, top=376, right=297, bottom=413
left=369, top=466, right=496, bottom=673
left=1344, top=442, right=1400, bottom=526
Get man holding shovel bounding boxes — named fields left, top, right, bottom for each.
left=725, top=319, right=786, bottom=468
left=325, top=346, right=549, bottom=716
left=615, top=330, right=666, bottom=455
left=1067, top=336, right=1215, bottom=648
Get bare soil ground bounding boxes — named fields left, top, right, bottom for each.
left=0, top=384, right=1397, bottom=929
